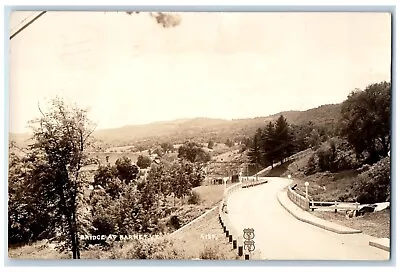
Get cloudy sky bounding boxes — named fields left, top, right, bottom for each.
left=9, top=11, right=391, bottom=133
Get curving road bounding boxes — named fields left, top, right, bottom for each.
left=226, top=177, right=390, bottom=260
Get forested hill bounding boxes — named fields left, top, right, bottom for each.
left=10, top=103, right=342, bottom=148
left=92, top=103, right=342, bottom=146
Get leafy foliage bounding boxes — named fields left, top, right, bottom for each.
left=199, top=245, right=224, bottom=260
left=187, top=191, right=202, bottom=205
left=249, top=115, right=299, bottom=169
left=248, top=128, right=263, bottom=167
left=9, top=97, right=95, bottom=259
left=114, top=156, right=139, bottom=184
left=136, top=154, right=152, bottom=169
left=178, top=141, right=211, bottom=164
left=160, top=142, right=175, bottom=154
left=89, top=181, right=159, bottom=236
left=353, top=157, right=390, bottom=204
left=340, top=81, right=391, bottom=164
left=8, top=150, right=56, bottom=244
left=316, top=140, right=337, bottom=172
left=304, top=138, right=362, bottom=174
left=122, top=238, right=184, bottom=259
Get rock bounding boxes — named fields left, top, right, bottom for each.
left=358, top=205, right=377, bottom=215
left=374, top=202, right=390, bottom=212
left=345, top=210, right=354, bottom=219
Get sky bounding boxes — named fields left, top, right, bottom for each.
left=8, top=12, right=391, bottom=133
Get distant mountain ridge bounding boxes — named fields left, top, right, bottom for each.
left=92, top=103, right=342, bottom=146
left=10, top=103, right=342, bottom=147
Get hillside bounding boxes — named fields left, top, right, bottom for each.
left=92, top=104, right=341, bottom=146
left=10, top=103, right=342, bottom=148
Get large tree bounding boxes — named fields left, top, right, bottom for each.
left=137, top=154, right=152, bottom=169
left=160, top=142, right=175, bottom=154
left=273, top=115, right=294, bottom=164
left=340, top=81, right=391, bottom=163
left=178, top=141, right=211, bottom=164
left=8, top=146, right=55, bottom=245
left=26, top=97, right=95, bottom=259
left=114, top=156, right=139, bottom=184
left=248, top=128, right=263, bottom=167
left=261, top=122, right=276, bottom=168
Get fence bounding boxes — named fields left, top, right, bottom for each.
left=286, top=186, right=360, bottom=214
left=241, top=177, right=269, bottom=188
left=219, top=182, right=246, bottom=258
left=309, top=201, right=360, bottom=213
left=218, top=175, right=269, bottom=259
left=287, top=148, right=312, bottom=161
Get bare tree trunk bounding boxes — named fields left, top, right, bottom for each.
left=68, top=216, right=77, bottom=259
left=72, top=209, right=80, bottom=259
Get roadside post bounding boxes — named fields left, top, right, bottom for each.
left=305, top=182, right=309, bottom=199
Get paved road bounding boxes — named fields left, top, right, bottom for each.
left=226, top=177, right=390, bottom=260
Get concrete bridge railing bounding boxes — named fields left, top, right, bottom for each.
left=287, top=185, right=310, bottom=211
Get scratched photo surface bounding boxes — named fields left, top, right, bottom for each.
left=8, top=11, right=391, bottom=260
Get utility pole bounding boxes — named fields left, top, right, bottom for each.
left=10, top=11, right=46, bottom=40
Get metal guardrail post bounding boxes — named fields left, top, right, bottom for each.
left=334, top=201, right=337, bottom=213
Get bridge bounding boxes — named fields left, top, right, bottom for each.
left=221, top=177, right=389, bottom=260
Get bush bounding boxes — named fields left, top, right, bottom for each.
left=168, top=215, right=181, bottom=230
left=137, top=155, right=152, bottom=169
left=316, top=140, right=336, bottom=172
left=123, top=238, right=184, bottom=259
left=333, top=139, right=361, bottom=171
left=187, top=191, right=201, bottom=205
left=310, top=138, right=361, bottom=173
left=354, top=157, right=390, bottom=204
left=305, top=154, right=317, bottom=175
left=199, top=245, right=224, bottom=260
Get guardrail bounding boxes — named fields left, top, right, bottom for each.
left=241, top=177, right=269, bottom=188
left=218, top=177, right=269, bottom=259
left=310, top=201, right=360, bottom=213
left=287, top=148, right=312, bottom=161
left=219, top=182, right=246, bottom=258
left=287, top=185, right=310, bottom=211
